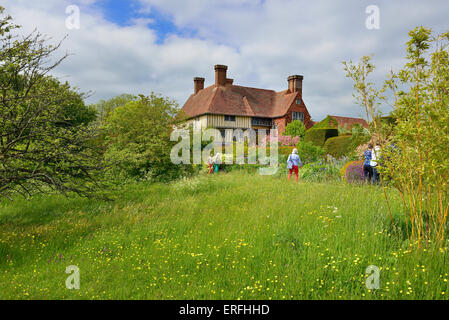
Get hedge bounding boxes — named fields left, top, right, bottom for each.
left=304, top=128, right=338, bottom=147
left=312, top=115, right=339, bottom=129
left=324, top=135, right=353, bottom=158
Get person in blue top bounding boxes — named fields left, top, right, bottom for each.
left=363, top=143, right=374, bottom=183
left=287, top=148, right=302, bottom=183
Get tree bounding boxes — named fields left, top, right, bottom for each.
left=343, top=56, right=384, bottom=130
left=283, top=120, right=306, bottom=139
left=91, top=93, right=138, bottom=125
left=103, top=93, right=193, bottom=181
left=0, top=7, right=105, bottom=199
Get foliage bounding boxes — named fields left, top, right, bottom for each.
left=304, top=128, right=339, bottom=147
left=343, top=56, right=385, bottom=130
left=324, top=135, right=353, bottom=159
left=380, top=27, right=449, bottom=246
left=278, top=135, right=300, bottom=146
left=282, top=120, right=306, bottom=139
left=312, top=115, right=339, bottom=129
left=0, top=7, right=105, bottom=199
left=341, top=160, right=364, bottom=183
left=298, top=161, right=341, bottom=182
left=102, top=93, right=193, bottom=182
left=91, top=94, right=138, bottom=125
left=296, top=140, right=326, bottom=164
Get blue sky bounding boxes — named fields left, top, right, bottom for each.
left=2, top=0, right=449, bottom=120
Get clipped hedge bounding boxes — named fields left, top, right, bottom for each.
left=304, top=128, right=338, bottom=147
left=312, top=115, right=339, bottom=129
left=324, top=134, right=353, bottom=158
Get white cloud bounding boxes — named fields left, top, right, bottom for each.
left=2, top=0, right=449, bottom=120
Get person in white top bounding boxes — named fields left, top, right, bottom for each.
left=370, top=143, right=381, bottom=184
left=213, top=152, right=222, bottom=173
left=287, top=148, right=302, bottom=183
left=208, top=152, right=214, bottom=174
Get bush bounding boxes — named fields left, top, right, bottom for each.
left=340, top=160, right=364, bottom=183
left=324, top=135, right=353, bottom=158
left=312, top=115, right=339, bottom=129
left=298, top=161, right=341, bottom=182
left=304, top=128, right=339, bottom=146
left=296, top=141, right=326, bottom=164
left=283, top=120, right=306, bottom=139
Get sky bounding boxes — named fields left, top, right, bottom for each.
left=1, top=0, right=449, bottom=121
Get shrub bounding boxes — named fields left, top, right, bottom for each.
left=341, top=160, right=364, bottom=183
left=324, top=135, right=354, bottom=158
left=312, top=115, right=339, bottom=129
left=283, top=120, right=306, bottom=139
left=298, top=161, right=341, bottom=182
left=296, top=141, right=326, bottom=164
left=304, top=128, right=338, bottom=146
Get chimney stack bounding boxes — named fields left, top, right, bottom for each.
left=288, top=75, right=304, bottom=96
left=215, top=65, right=228, bottom=87
left=194, top=77, right=205, bottom=94
left=226, top=78, right=234, bottom=85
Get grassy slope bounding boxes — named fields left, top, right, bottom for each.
left=0, top=172, right=448, bottom=300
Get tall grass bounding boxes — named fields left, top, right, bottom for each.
left=0, top=172, right=448, bottom=299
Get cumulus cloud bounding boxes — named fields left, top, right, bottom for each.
left=2, top=0, right=449, bottom=120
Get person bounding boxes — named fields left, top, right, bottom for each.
left=287, top=148, right=302, bottom=183
left=208, top=152, right=215, bottom=174
left=363, top=143, right=373, bottom=183
left=371, top=142, right=381, bottom=184
left=214, top=152, right=222, bottom=173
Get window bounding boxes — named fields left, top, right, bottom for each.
left=251, top=117, right=272, bottom=127
left=224, top=115, right=236, bottom=122
left=296, top=99, right=301, bottom=105
left=292, top=112, right=304, bottom=122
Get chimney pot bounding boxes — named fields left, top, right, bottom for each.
left=226, top=78, right=234, bottom=85
left=214, top=64, right=228, bottom=87
left=288, top=75, right=304, bottom=95
left=194, top=77, right=205, bottom=94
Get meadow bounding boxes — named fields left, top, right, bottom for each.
left=0, top=171, right=448, bottom=300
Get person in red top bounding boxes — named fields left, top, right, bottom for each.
left=207, top=152, right=214, bottom=174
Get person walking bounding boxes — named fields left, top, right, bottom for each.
left=371, top=142, right=382, bottom=184
left=208, top=152, right=215, bottom=174
left=287, top=148, right=302, bottom=183
left=214, top=152, right=222, bottom=173
left=363, top=143, right=374, bottom=183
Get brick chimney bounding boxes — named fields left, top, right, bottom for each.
left=288, top=75, right=304, bottom=96
left=226, top=78, right=234, bottom=85
left=194, top=77, right=205, bottom=94
left=215, top=65, right=228, bottom=87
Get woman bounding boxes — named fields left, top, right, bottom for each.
left=208, top=152, right=214, bottom=174
left=370, top=143, right=381, bottom=184
left=363, top=143, right=373, bottom=183
left=214, top=152, right=222, bottom=173
left=287, top=148, right=302, bottom=183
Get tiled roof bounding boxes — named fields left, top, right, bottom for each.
left=329, top=115, right=369, bottom=129
left=180, top=84, right=299, bottom=119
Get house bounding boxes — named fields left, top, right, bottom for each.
left=179, top=65, right=313, bottom=138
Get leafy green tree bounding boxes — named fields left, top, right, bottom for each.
left=103, top=93, right=193, bottom=181
left=0, top=7, right=105, bottom=199
left=283, top=120, right=306, bottom=139
left=91, top=94, right=138, bottom=125
left=343, top=56, right=384, bottom=130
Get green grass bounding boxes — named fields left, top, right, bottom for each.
left=0, top=171, right=448, bottom=299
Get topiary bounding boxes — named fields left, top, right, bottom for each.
left=312, top=115, right=339, bottom=129
left=304, top=128, right=339, bottom=146
left=324, top=135, right=354, bottom=158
